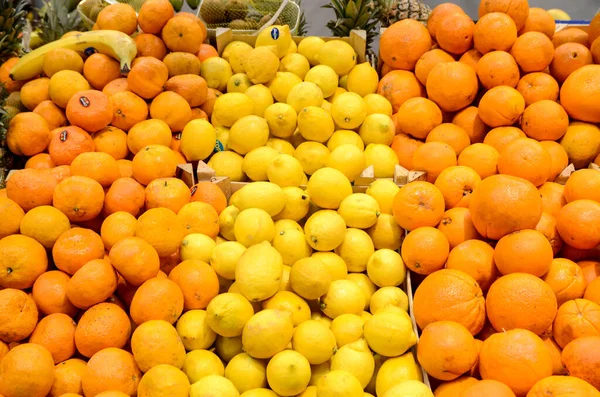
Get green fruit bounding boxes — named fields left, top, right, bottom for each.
left=186, top=0, right=200, bottom=9
left=169, top=0, right=184, bottom=11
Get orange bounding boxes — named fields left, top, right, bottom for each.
left=584, top=278, right=600, bottom=306
left=427, top=3, right=466, bottom=39
left=162, top=52, right=201, bottom=78
left=6, top=112, right=51, bottom=156
left=29, top=313, right=76, bottom=364
left=426, top=62, right=479, bottom=112
left=0, top=197, right=24, bottom=239
left=108, top=237, right=160, bottom=287
left=552, top=27, right=590, bottom=48
left=66, top=259, right=118, bottom=309
left=190, top=181, right=227, bottom=215
left=553, top=299, right=600, bottom=348
left=473, top=13, right=518, bottom=54
left=20, top=77, right=50, bottom=110
left=53, top=176, right=105, bottom=222
left=165, top=74, right=208, bottom=108
left=52, top=227, right=105, bottom=275
left=392, top=181, right=445, bottom=231
left=161, top=14, right=205, bottom=54
left=433, top=376, right=478, bottom=397
left=560, top=122, right=600, bottom=169
left=590, top=13, right=600, bottom=44
left=457, top=143, right=499, bottom=179
left=539, top=141, right=569, bottom=182
left=556, top=199, right=600, bottom=250
left=117, top=159, right=133, bottom=178
left=478, top=86, right=525, bottom=128
left=494, top=229, right=553, bottom=277
left=138, top=0, right=174, bottom=34
left=0, top=289, right=39, bottom=343
left=66, top=90, right=114, bottom=132
left=580, top=261, right=600, bottom=286
left=412, top=141, right=457, bottom=183
left=414, top=49, right=455, bottom=86
left=127, top=57, right=169, bottom=100
left=401, top=226, right=449, bottom=275
left=150, top=91, right=192, bottom=132
left=380, top=19, right=432, bottom=70
left=452, top=106, right=489, bottom=144
left=497, top=138, right=552, bottom=187
left=33, top=100, right=67, bottom=130
left=96, top=3, right=138, bottom=35
left=25, top=153, right=55, bottom=169
left=102, top=78, right=130, bottom=97
left=447, top=239, right=497, bottom=291
left=437, top=206, right=482, bottom=248
left=476, top=51, right=520, bottom=89
left=564, top=169, right=600, bottom=203
left=132, top=144, right=179, bottom=186
left=81, top=348, right=141, bottom=397
left=510, top=32, right=554, bottom=73
left=462, top=380, right=516, bottom=397
left=519, top=7, right=556, bottom=39
left=92, top=126, right=129, bottom=160
left=83, top=54, right=121, bottom=90
left=169, top=260, right=220, bottom=310
left=177, top=201, right=220, bottom=238
left=435, top=12, right=475, bottom=55
left=100, top=211, right=137, bottom=250
left=0, top=343, right=55, bottom=397
left=145, top=177, right=191, bottom=213
left=32, top=271, right=78, bottom=317
left=535, top=211, right=564, bottom=255
left=592, top=37, right=600, bottom=64
left=50, top=165, right=71, bottom=183
left=426, top=123, right=471, bottom=155
left=135, top=207, right=184, bottom=257
left=390, top=133, right=423, bottom=170
left=395, top=97, right=442, bottom=139
left=550, top=43, right=593, bottom=84
left=376, top=70, right=423, bottom=113
left=527, top=375, right=600, bottom=397
left=483, top=126, right=525, bottom=153
left=0, top=234, right=48, bottom=289
left=130, top=320, right=186, bottom=373
left=200, top=88, right=221, bottom=118
left=127, top=119, right=172, bottom=155
left=71, top=152, right=120, bottom=188
left=109, top=91, right=149, bottom=131
left=560, top=65, right=600, bottom=124
left=5, top=168, right=57, bottom=211
left=189, top=108, right=208, bottom=121
left=134, top=33, right=168, bottom=60
left=48, top=126, right=95, bottom=166
left=542, top=258, right=586, bottom=306
left=130, top=277, right=184, bottom=325
left=478, top=0, right=529, bottom=30
left=74, top=303, right=131, bottom=358
left=19, top=205, right=70, bottom=249
left=0, top=57, right=25, bottom=92
left=517, top=72, right=560, bottom=106
left=542, top=334, right=567, bottom=376
left=434, top=166, right=481, bottom=209
left=197, top=44, right=219, bottom=62
left=104, top=177, right=146, bottom=217
left=459, top=49, right=483, bottom=71
left=562, top=336, right=600, bottom=390
left=50, top=358, right=87, bottom=397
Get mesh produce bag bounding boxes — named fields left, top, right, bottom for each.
left=198, top=0, right=300, bottom=35
left=78, top=0, right=146, bottom=30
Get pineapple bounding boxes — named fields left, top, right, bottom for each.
left=295, top=0, right=308, bottom=36
left=0, top=84, right=13, bottom=188
left=323, top=0, right=381, bottom=51
left=377, top=0, right=432, bottom=27
left=0, top=0, right=28, bottom=61
left=38, top=0, right=84, bottom=44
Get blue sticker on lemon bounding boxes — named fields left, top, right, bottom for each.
left=214, top=140, right=225, bottom=153
left=271, top=27, right=280, bottom=40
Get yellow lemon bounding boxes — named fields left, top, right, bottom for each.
left=287, top=39, right=298, bottom=54
left=309, top=361, right=331, bottom=386
left=359, top=113, right=396, bottom=146
left=329, top=314, right=364, bottom=348
left=347, top=62, right=379, bottom=97
left=213, top=92, right=254, bottom=127
left=176, top=310, right=217, bottom=351
left=292, top=128, right=307, bottom=147
left=200, top=57, right=233, bottom=92
left=189, top=375, right=238, bottom=397
left=332, top=92, right=367, bottom=129
left=207, top=151, right=245, bottom=182
left=225, top=353, right=268, bottom=393
left=269, top=71, right=302, bottom=103
left=364, top=307, right=416, bottom=357
left=180, top=233, right=216, bottom=263
left=267, top=350, right=311, bottom=396
left=327, top=130, right=364, bottom=151
left=227, top=73, right=253, bottom=93
left=321, top=99, right=332, bottom=113
left=264, top=103, right=297, bottom=138
left=273, top=186, right=310, bottom=222
left=306, top=167, right=352, bottom=210
left=317, top=370, right=363, bottom=397
left=290, top=257, right=331, bottom=300
left=215, top=126, right=230, bottom=151
left=274, top=219, right=303, bottom=234
left=218, top=206, right=240, bottom=241
left=180, top=119, right=216, bottom=162
left=280, top=53, right=311, bottom=79
left=182, top=349, right=225, bottom=384
left=334, top=228, right=375, bottom=273
left=272, top=227, right=312, bottom=266
left=234, top=208, right=275, bottom=247
left=364, top=143, right=399, bottom=178
left=364, top=93, right=393, bottom=116
left=367, top=249, right=406, bottom=288
left=366, top=353, right=387, bottom=395
left=255, top=25, right=293, bottom=59
left=287, top=82, right=324, bottom=113
left=222, top=41, right=253, bottom=74
left=298, top=36, right=325, bottom=66
left=267, top=153, right=305, bottom=187
left=330, top=338, right=374, bottom=388
left=367, top=213, right=403, bottom=250
left=305, top=65, right=339, bottom=98
left=241, top=389, right=279, bottom=397
left=376, top=353, right=424, bottom=397
left=346, top=272, right=376, bottom=310
left=246, top=47, right=280, bottom=84
left=327, top=144, right=366, bottom=183
left=262, top=290, right=311, bottom=326
left=230, top=182, right=286, bottom=216
left=339, top=74, right=349, bottom=90
left=310, top=312, right=333, bottom=328
left=384, top=381, right=434, bottom=397
left=297, top=386, right=317, bottom=397
left=365, top=180, right=400, bottom=215
left=229, top=115, right=270, bottom=155
left=137, top=364, right=189, bottom=397
left=293, top=141, right=330, bottom=176
left=245, top=84, right=274, bottom=117
left=215, top=335, right=244, bottom=363
left=318, top=40, right=357, bottom=76
left=242, top=146, right=280, bottom=182
left=370, top=286, right=409, bottom=314
left=311, top=252, right=348, bottom=281
left=361, top=311, right=373, bottom=323
left=235, top=241, right=283, bottom=301
left=338, top=193, right=381, bottom=229
left=297, top=106, right=335, bottom=143
left=321, top=279, right=365, bottom=318
left=304, top=210, right=347, bottom=251
left=205, top=292, right=254, bottom=337
left=328, top=87, right=347, bottom=103
left=292, top=320, right=337, bottom=365
left=242, top=309, right=294, bottom=359
left=279, top=265, right=292, bottom=292
left=210, top=241, right=245, bottom=280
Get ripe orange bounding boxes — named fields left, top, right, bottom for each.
left=437, top=207, right=482, bottom=249
left=52, top=227, right=105, bottom=275
left=5, top=168, right=57, bottom=211
left=109, top=91, right=149, bottom=131
left=542, top=258, right=586, bottom=306
left=0, top=343, right=55, bottom=397
left=538, top=182, right=566, bottom=218
left=519, top=7, right=556, bottom=39
left=19, top=205, right=70, bottom=249
left=0, top=289, right=39, bottom=343
left=71, top=152, right=120, bottom=188
left=81, top=348, right=141, bottom=397
left=535, top=211, right=564, bottom=255
left=435, top=12, right=475, bottom=55
left=462, top=380, right=516, bottom=397
left=446, top=239, right=497, bottom=291
left=517, top=72, right=559, bottom=106
left=392, top=181, right=445, bottom=231
left=478, top=86, right=525, bottom=128
left=556, top=199, right=600, bottom=250
left=145, top=177, right=191, bottom=213
left=66, top=259, right=118, bottom=309
left=376, top=70, right=424, bottom=113
left=560, top=65, right=600, bottom=124
left=83, top=54, right=121, bottom=90
left=104, top=177, right=146, bottom=217
left=550, top=43, right=593, bottom=84
left=161, top=14, right=205, bottom=54
left=53, top=176, right=105, bottom=222
left=553, top=299, right=600, bottom=348
left=380, top=19, right=432, bottom=70
left=100, top=211, right=137, bottom=251
left=452, top=106, right=489, bottom=144
left=135, top=207, right=184, bottom=257
left=6, top=112, right=51, bottom=157
left=50, top=358, right=87, bottom=397
left=414, top=49, right=455, bottom=86
left=478, top=0, right=529, bottom=30
left=412, top=141, right=457, bottom=183
left=96, top=3, right=138, bottom=35
left=0, top=197, right=24, bottom=239
left=426, top=123, right=471, bottom=155
left=74, top=303, right=131, bottom=358
left=0, top=235, right=48, bottom=289
left=510, top=32, right=554, bottom=73
left=391, top=133, right=423, bottom=170
left=434, top=166, right=481, bottom=209
left=48, top=126, right=95, bottom=166
left=164, top=74, right=208, bottom=108
left=562, top=336, right=600, bottom=390
left=132, top=144, right=179, bottom=186
left=457, top=143, right=500, bottom=179
left=528, top=375, right=600, bottom=397
left=497, top=138, right=552, bottom=187
left=476, top=51, right=520, bottom=89
left=134, top=33, right=168, bottom=60
left=427, top=3, right=466, bottom=39
left=401, top=226, right=450, bottom=275
left=474, top=12, right=518, bottom=54
left=92, top=126, right=129, bottom=160
left=190, top=181, right=227, bottom=215
left=33, top=100, right=67, bottom=130
left=29, top=313, right=76, bottom=364
left=177, top=201, right=220, bottom=239
left=138, top=0, right=174, bottom=34
left=127, top=57, right=169, bottom=100
left=395, top=97, right=442, bottom=139
left=169, top=260, right=220, bottom=310
left=129, top=277, right=184, bottom=325
left=426, top=62, right=479, bottom=112
left=32, top=271, right=78, bottom=318
left=539, top=141, right=569, bottom=182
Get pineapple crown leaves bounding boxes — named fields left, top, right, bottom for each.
left=293, top=0, right=309, bottom=36
left=0, top=0, right=28, bottom=61
left=323, top=0, right=381, bottom=49
left=38, top=0, right=83, bottom=44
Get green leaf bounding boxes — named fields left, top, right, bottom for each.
left=345, top=1, right=358, bottom=19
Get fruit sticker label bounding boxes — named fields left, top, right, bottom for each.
left=214, top=140, right=225, bottom=153
left=271, top=27, right=280, bottom=41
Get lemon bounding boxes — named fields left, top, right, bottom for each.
left=242, top=309, right=294, bottom=359
left=236, top=241, right=283, bottom=302
left=292, top=142, right=330, bottom=176
left=222, top=41, right=253, bottom=74
left=272, top=227, right=312, bottom=266
left=327, top=130, right=364, bottom=152
left=215, top=335, right=244, bottom=363
left=180, top=119, right=216, bottom=162
left=234, top=208, right=275, bottom=247
left=370, top=286, right=409, bottom=314
left=364, top=143, right=400, bottom=178
left=225, top=353, right=268, bottom=393
left=376, top=354, right=424, bottom=397
left=219, top=206, right=240, bottom=241
left=339, top=75, right=349, bottom=90
left=330, top=339, right=374, bottom=388
left=304, top=210, right=347, bottom=251
left=246, top=47, right=280, bottom=84
left=269, top=72, right=302, bottom=103
left=297, top=106, right=335, bottom=143
left=279, top=265, right=292, bottom=292
left=287, top=82, right=324, bottom=113
left=273, top=186, right=310, bottom=222
left=347, top=62, right=379, bottom=97
left=267, top=154, right=305, bottom=187
left=365, top=180, right=399, bottom=215
left=311, top=252, right=348, bottom=281
left=318, top=40, right=357, bottom=76
left=183, top=349, right=225, bottom=384
left=306, top=167, right=352, bottom=210
left=200, top=57, right=233, bottom=92
left=230, top=181, right=286, bottom=216
left=287, top=40, right=298, bottom=54
left=255, top=25, right=292, bottom=59
left=309, top=361, right=331, bottom=386
left=243, top=146, right=280, bottom=182
left=264, top=103, right=297, bottom=138
left=321, top=100, right=332, bottom=113
left=364, top=93, right=393, bottom=116
left=263, top=290, right=310, bottom=326
left=305, top=65, right=339, bottom=98
left=328, top=87, right=347, bottom=103
left=298, top=36, right=325, bottom=66
left=205, top=292, right=254, bottom=337
left=297, top=386, right=317, bottom=397
left=241, top=389, right=279, bottom=397
left=329, top=314, right=364, bottom=348
left=346, top=273, right=376, bottom=310
left=280, top=53, right=311, bottom=80
left=367, top=249, right=406, bottom=288
left=274, top=219, right=303, bottom=234
left=180, top=233, right=216, bottom=263
left=338, top=193, right=380, bottom=229
left=189, top=375, right=238, bottom=397
left=176, top=310, right=217, bottom=351
left=364, top=307, right=416, bottom=357
left=245, top=84, right=274, bottom=118
left=361, top=311, right=373, bottom=323
left=215, top=126, right=230, bottom=151
left=331, top=92, right=367, bottom=130
left=292, top=129, right=307, bottom=147
left=229, top=115, right=270, bottom=155
left=366, top=354, right=387, bottom=395
left=317, top=370, right=363, bottom=397
left=326, top=144, right=366, bottom=183
left=207, top=151, right=246, bottom=182
left=292, top=320, right=337, bottom=365
left=267, top=350, right=311, bottom=396
left=310, top=312, right=333, bottom=329
left=213, top=93, right=254, bottom=127
left=334, top=228, right=374, bottom=273
left=227, top=73, right=253, bottom=93
left=210, top=241, right=245, bottom=281
left=359, top=114, right=395, bottom=146
left=367, top=214, right=403, bottom=250
left=384, top=381, right=434, bottom=397
left=290, top=257, right=331, bottom=300
left=321, top=279, right=365, bottom=318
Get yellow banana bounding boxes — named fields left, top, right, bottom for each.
left=10, top=30, right=137, bottom=81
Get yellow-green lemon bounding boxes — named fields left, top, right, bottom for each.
left=370, top=286, right=409, bottom=314
left=364, top=93, right=393, bottom=116
left=180, top=119, right=216, bottom=162
left=320, top=279, right=365, bottom=318
left=227, top=73, right=253, bottom=93
left=294, top=141, right=330, bottom=176
left=206, top=292, right=255, bottom=337
left=230, top=181, right=286, bottom=216
left=218, top=205, right=240, bottom=241
left=367, top=249, right=406, bottom=288
left=367, top=213, right=403, bottom=250
left=266, top=350, right=311, bottom=396
left=234, top=208, right=275, bottom=247
left=242, top=146, right=280, bottom=182
left=287, top=82, right=324, bottom=113
left=268, top=71, right=302, bottom=103
left=273, top=186, right=310, bottom=222
left=180, top=233, right=216, bottom=263
left=316, top=370, right=363, bottom=397
left=291, top=320, right=337, bottom=365
left=290, top=257, right=331, bottom=300
left=222, top=41, right=253, bottom=74
left=364, top=143, right=400, bottom=178
left=245, top=84, right=274, bottom=118
left=326, top=144, right=366, bottom=183
left=225, top=353, right=268, bottom=393
left=318, top=40, right=357, bottom=76
left=215, top=335, right=244, bottom=363
left=255, top=25, right=292, bottom=59
left=330, top=338, right=374, bottom=388
left=213, top=92, right=254, bottom=127
left=306, top=167, right=352, bottom=209
left=189, top=375, right=238, bottom=397
left=365, top=180, right=400, bottom=215
left=262, top=290, right=311, bottom=326
left=305, top=65, right=339, bottom=98
left=207, top=151, right=245, bottom=182
left=245, top=46, right=280, bottom=84
left=364, top=307, right=417, bottom=357
left=280, top=52, right=311, bottom=79
left=359, top=113, right=396, bottom=145
left=298, top=36, right=325, bottom=66
left=228, top=115, right=270, bottom=155
left=331, top=92, right=367, bottom=130
left=303, top=210, right=347, bottom=251
left=327, top=130, right=364, bottom=151
left=272, top=227, right=312, bottom=266
left=210, top=241, right=246, bottom=280
left=347, top=62, right=379, bottom=97
left=267, top=153, right=305, bottom=187
left=182, top=349, right=225, bottom=384
left=200, top=57, right=233, bottom=92
left=242, top=309, right=293, bottom=359
left=264, top=103, right=297, bottom=138
left=297, top=106, right=335, bottom=143
left=334, top=228, right=375, bottom=273
left=311, top=252, right=348, bottom=281
left=329, top=314, right=364, bottom=348
left=235, top=241, right=283, bottom=302
left=337, top=193, right=381, bottom=229
left=176, top=310, right=217, bottom=351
